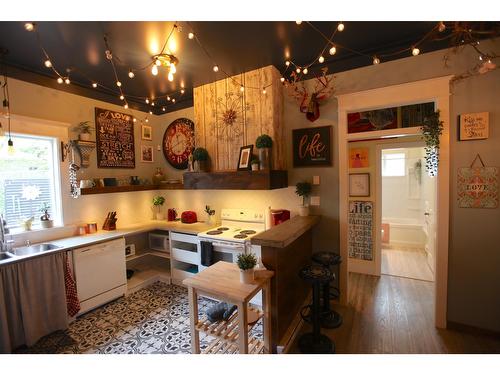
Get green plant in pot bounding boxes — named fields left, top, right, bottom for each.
left=295, top=181, right=312, bottom=216
left=193, top=147, right=209, bottom=172
left=39, top=202, right=54, bottom=228
left=72, top=121, right=94, bottom=141
left=237, top=253, right=257, bottom=284
left=421, top=110, right=443, bottom=177
left=250, top=155, right=260, bottom=171
left=255, top=134, right=273, bottom=170
left=152, top=196, right=166, bottom=220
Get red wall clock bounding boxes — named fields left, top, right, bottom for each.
left=162, top=118, right=195, bottom=169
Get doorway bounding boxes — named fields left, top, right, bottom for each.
left=379, top=145, right=436, bottom=282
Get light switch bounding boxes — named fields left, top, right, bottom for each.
left=157, top=145, right=161, bottom=151
left=310, top=196, right=320, bottom=206
left=313, top=176, right=320, bottom=185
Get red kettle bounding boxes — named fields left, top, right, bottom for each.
left=181, top=211, right=197, bottom=224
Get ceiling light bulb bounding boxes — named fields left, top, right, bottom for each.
left=162, top=107, right=166, bottom=111
left=65, top=78, right=70, bottom=84
left=145, top=118, right=149, bottom=123
left=167, top=72, right=174, bottom=81
left=479, top=55, right=483, bottom=61
left=213, top=65, right=219, bottom=72
left=124, top=104, right=128, bottom=109
left=438, top=21, right=446, bottom=32
left=149, top=111, right=153, bottom=114
left=57, top=77, right=63, bottom=84
left=172, top=98, right=176, bottom=103
left=151, top=65, right=158, bottom=76
left=280, top=77, right=285, bottom=83
left=116, top=81, right=122, bottom=87
left=120, top=95, right=124, bottom=100
left=155, top=59, right=161, bottom=66
left=337, top=22, right=345, bottom=32
left=145, top=98, right=150, bottom=104
left=24, top=23, right=34, bottom=31
left=373, top=56, right=380, bottom=65
left=285, top=60, right=290, bottom=67
left=44, top=60, right=52, bottom=68
left=92, top=82, right=98, bottom=88
left=412, top=47, right=420, bottom=56
left=262, top=88, right=267, bottom=94
left=240, top=86, right=245, bottom=92
left=296, top=21, right=302, bottom=25
left=167, top=96, right=171, bottom=101
left=128, top=70, right=135, bottom=78
left=318, top=55, right=325, bottom=63
left=188, top=32, right=194, bottom=40
left=296, top=67, right=301, bottom=74
left=303, top=68, right=308, bottom=74
left=133, top=118, right=137, bottom=122
left=329, top=46, right=337, bottom=55
left=169, top=64, right=176, bottom=74
left=181, top=89, right=185, bottom=94
left=151, top=102, right=155, bottom=106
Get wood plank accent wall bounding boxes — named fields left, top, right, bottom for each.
left=193, top=65, right=285, bottom=171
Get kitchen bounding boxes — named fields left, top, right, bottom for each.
left=1, top=4, right=500, bottom=373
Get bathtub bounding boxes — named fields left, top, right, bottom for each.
left=382, top=217, right=426, bottom=247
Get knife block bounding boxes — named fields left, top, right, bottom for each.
left=102, top=212, right=117, bottom=231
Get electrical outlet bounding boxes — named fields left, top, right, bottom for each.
left=310, top=196, right=320, bottom=206
left=313, top=175, right=320, bottom=185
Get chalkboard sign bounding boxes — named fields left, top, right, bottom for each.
left=292, top=125, right=332, bottom=167
left=95, top=107, right=135, bottom=168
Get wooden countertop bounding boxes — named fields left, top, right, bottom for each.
left=251, top=215, right=320, bottom=248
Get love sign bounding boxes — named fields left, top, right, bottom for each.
left=292, top=125, right=332, bottom=167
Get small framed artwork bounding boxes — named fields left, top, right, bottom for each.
left=141, top=124, right=153, bottom=141
left=237, top=145, right=253, bottom=171
left=141, top=145, right=154, bottom=163
left=349, top=147, right=369, bottom=168
left=349, top=173, right=370, bottom=197
left=459, top=112, right=489, bottom=141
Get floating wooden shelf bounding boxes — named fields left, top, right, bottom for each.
left=80, top=183, right=183, bottom=195
left=183, top=170, right=288, bottom=190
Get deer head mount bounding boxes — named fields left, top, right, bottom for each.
left=285, top=67, right=335, bottom=122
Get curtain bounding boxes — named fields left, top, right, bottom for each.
left=0, top=252, right=68, bottom=353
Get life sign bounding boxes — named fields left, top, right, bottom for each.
left=292, top=125, right=332, bottom=167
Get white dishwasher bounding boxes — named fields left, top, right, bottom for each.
left=73, top=237, right=127, bottom=315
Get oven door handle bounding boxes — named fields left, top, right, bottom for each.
left=211, top=241, right=245, bottom=251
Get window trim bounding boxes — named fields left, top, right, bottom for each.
left=381, top=149, right=407, bottom=177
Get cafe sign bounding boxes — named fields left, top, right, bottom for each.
left=457, top=154, right=498, bottom=208
left=292, top=125, right=332, bottom=167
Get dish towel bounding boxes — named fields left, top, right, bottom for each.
left=200, top=241, right=214, bottom=267
left=64, top=253, right=80, bottom=317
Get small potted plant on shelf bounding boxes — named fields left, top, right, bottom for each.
left=205, top=205, right=215, bottom=225
left=193, top=147, right=209, bottom=172
left=250, top=155, right=260, bottom=171
left=39, top=202, right=54, bottom=228
left=152, top=196, right=166, bottom=220
left=255, top=134, right=273, bottom=170
left=237, top=252, right=257, bottom=284
left=72, top=121, right=94, bottom=141
left=295, top=181, right=312, bottom=216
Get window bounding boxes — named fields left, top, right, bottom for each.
left=0, top=133, right=61, bottom=230
left=382, top=150, right=406, bottom=177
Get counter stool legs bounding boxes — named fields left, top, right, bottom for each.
left=320, top=280, right=343, bottom=329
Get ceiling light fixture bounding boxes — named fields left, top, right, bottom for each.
left=151, top=65, right=158, bottom=76
left=152, top=53, right=179, bottom=80
left=167, top=72, right=174, bottom=82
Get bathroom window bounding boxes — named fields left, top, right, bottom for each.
left=0, top=133, right=61, bottom=230
left=382, top=150, right=406, bottom=177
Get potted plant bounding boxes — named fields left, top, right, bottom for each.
left=237, top=253, right=257, bottom=284
left=193, top=147, right=209, bottom=172
left=152, top=196, right=166, bottom=220
left=295, top=181, right=312, bottom=216
left=255, top=134, right=273, bottom=170
left=250, top=155, right=260, bottom=171
left=421, top=110, right=443, bottom=177
left=73, top=121, right=94, bottom=141
left=205, top=205, right=215, bottom=225
left=39, top=202, right=54, bottom=228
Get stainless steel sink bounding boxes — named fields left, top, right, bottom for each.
left=9, top=243, right=62, bottom=256
left=0, top=252, right=13, bottom=260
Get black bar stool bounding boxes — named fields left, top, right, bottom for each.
left=312, top=251, right=343, bottom=329
left=298, top=264, right=334, bottom=354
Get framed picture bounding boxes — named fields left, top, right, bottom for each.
left=237, top=145, right=253, bottom=171
left=292, top=125, right=332, bottom=167
left=459, top=112, right=489, bottom=141
left=141, top=124, right=152, bottom=140
left=141, top=145, right=154, bottom=163
left=349, top=173, right=370, bottom=197
left=349, top=147, right=369, bottom=168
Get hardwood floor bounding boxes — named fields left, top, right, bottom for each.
left=382, top=245, right=434, bottom=282
left=289, top=273, right=500, bottom=354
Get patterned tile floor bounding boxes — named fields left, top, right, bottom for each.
left=16, top=282, right=262, bottom=354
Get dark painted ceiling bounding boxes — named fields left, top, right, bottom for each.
left=0, top=21, right=497, bottom=115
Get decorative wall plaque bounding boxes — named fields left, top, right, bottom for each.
left=95, top=108, right=135, bottom=168
left=292, top=125, right=332, bottom=167
left=348, top=201, right=374, bottom=261
left=459, top=112, right=489, bottom=141
left=349, top=147, right=369, bottom=168
left=457, top=154, right=498, bottom=208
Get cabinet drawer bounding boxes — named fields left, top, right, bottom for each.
left=170, top=231, right=199, bottom=244
left=171, top=247, right=199, bottom=264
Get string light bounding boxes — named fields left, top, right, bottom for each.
left=303, top=68, right=308, bottom=74
left=155, top=58, right=161, bottom=66
left=337, top=22, right=345, bottom=32
left=318, top=55, right=325, bottom=63
left=172, top=98, right=176, bottom=103
left=151, top=101, right=155, bottom=106
left=296, top=21, right=302, bottom=25
left=24, top=23, right=34, bottom=32
left=170, top=64, right=177, bottom=74
left=57, top=77, right=63, bottom=84
left=167, top=72, right=174, bottom=81
left=64, top=78, right=70, bottom=84
left=124, top=104, right=128, bottom=109
left=44, top=59, right=52, bottom=68
left=296, top=67, right=301, bottom=73
left=280, top=77, right=285, bottom=83
left=162, top=107, right=166, bottom=111
left=128, top=70, right=135, bottom=78
left=145, top=98, right=149, bottom=104
left=92, top=82, right=97, bottom=88
left=329, top=45, right=337, bottom=55
left=133, top=118, right=137, bottom=122
left=412, top=46, right=420, bottom=56
left=119, top=94, right=124, bottom=100
left=145, top=118, right=149, bottom=123
left=167, top=96, right=171, bottom=101
left=188, top=32, right=194, bottom=40
left=149, top=110, right=153, bottom=114
left=285, top=60, right=290, bottom=67
left=180, top=89, right=185, bottom=94
left=116, top=81, right=122, bottom=87
left=262, top=88, right=267, bottom=94
left=438, top=22, right=446, bottom=33
left=151, top=65, right=158, bottom=76
left=213, top=65, right=219, bottom=72
left=373, top=56, right=380, bottom=65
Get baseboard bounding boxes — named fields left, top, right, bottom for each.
left=447, top=320, right=500, bottom=338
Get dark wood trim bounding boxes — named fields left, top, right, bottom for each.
left=183, top=170, right=288, bottom=190
left=447, top=320, right=500, bottom=339
left=80, top=183, right=183, bottom=195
